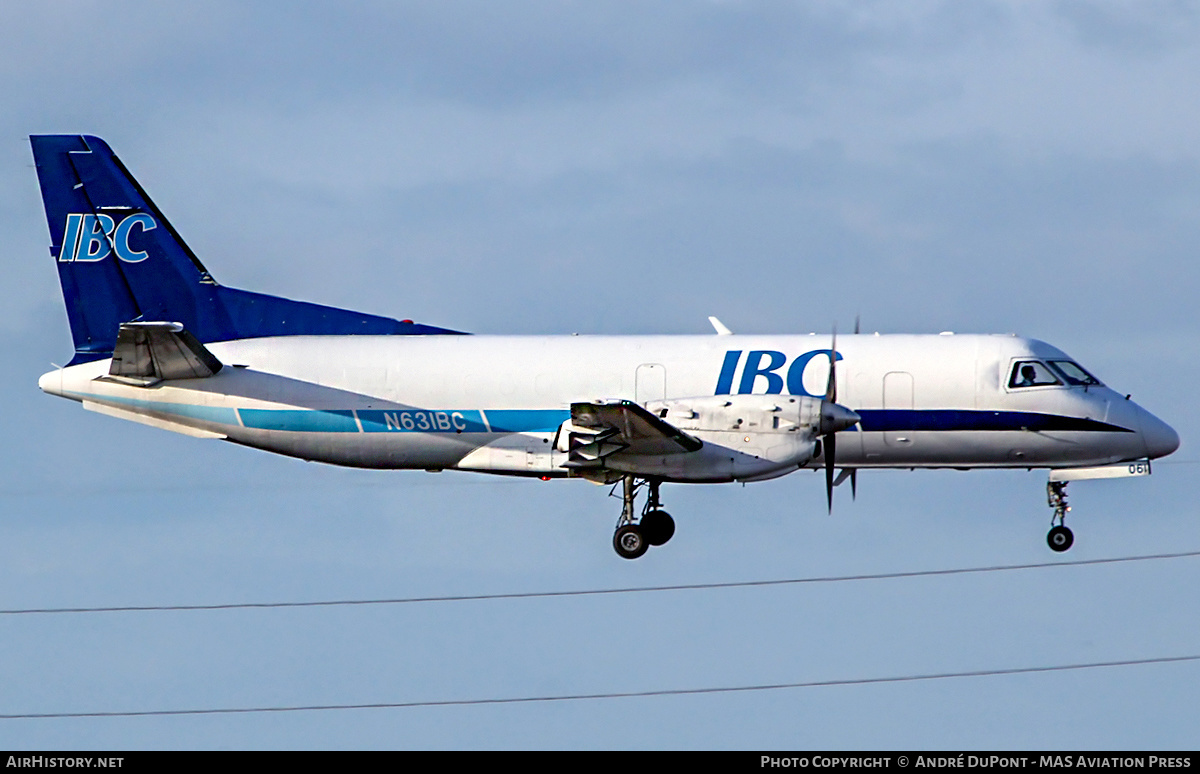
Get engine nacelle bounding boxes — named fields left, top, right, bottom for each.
left=635, top=394, right=824, bottom=482
left=645, top=394, right=823, bottom=436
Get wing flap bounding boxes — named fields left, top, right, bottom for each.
left=569, top=400, right=703, bottom=460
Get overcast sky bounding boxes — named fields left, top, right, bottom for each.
left=0, top=1, right=1197, bottom=749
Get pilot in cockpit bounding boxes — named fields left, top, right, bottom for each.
left=1015, top=364, right=1038, bottom=388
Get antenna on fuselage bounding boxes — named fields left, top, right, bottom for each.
left=708, top=316, right=733, bottom=336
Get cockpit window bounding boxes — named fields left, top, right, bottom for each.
left=1047, top=360, right=1102, bottom=387
left=1008, top=360, right=1061, bottom=389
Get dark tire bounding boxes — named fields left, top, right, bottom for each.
left=614, top=524, right=648, bottom=559
left=1047, top=525, right=1074, bottom=552
left=641, top=510, right=676, bottom=546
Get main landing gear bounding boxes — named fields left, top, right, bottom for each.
left=612, top=477, right=676, bottom=559
left=1046, top=481, right=1074, bottom=552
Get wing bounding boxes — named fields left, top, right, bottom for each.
left=565, top=399, right=703, bottom=470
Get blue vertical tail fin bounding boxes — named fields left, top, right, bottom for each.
left=31, top=134, right=462, bottom=364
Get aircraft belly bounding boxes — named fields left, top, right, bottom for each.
left=454, top=434, right=563, bottom=475
left=223, top=426, right=479, bottom=469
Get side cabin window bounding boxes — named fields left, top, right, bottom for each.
left=1008, top=360, right=1061, bottom=389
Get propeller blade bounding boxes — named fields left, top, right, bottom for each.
left=825, top=432, right=836, bottom=514
left=850, top=469, right=857, bottom=500
left=822, top=324, right=845, bottom=513
left=825, top=326, right=838, bottom=404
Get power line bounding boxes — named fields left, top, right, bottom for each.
left=1, top=653, right=1196, bottom=719
left=3, top=549, right=1197, bottom=616
left=0, top=475, right=529, bottom=499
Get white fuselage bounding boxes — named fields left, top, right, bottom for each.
left=39, top=333, right=1178, bottom=483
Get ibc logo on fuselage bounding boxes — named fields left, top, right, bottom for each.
left=715, top=349, right=843, bottom=397
left=58, top=213, right=156, bottom=263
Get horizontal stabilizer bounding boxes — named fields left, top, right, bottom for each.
left=108, top=322, right=222, bottom=385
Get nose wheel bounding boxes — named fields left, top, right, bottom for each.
left=1046, top=481, right=1074, bottom=552
left=612, top=477, right=675, bottom=559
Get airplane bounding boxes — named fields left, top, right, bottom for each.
left=30, top=134, right=1180, bottom=559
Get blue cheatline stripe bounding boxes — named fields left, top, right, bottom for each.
left=856, top=409, right=1133, bottom=433
left=160, top=403, right=240, bottom=426
left=483, top=409, right=572, bottom=433
left=358, top=409, right=488, bottom=434
left=237, top=409, right=359, bottom=433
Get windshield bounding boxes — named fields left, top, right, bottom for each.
left=1008, top=360, right=1061, bottom=389
left=1047, top=360, right=1102, bottom=387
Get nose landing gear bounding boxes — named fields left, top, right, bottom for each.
left=1046, top=481, right=1074, bottom=552
left=612, top=477, right=675, bottom=559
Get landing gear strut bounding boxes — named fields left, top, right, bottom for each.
left=612, top=477, right=675, bottom=559
left=1046, top=481, right=1074, bottom=552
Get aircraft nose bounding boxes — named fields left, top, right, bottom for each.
left=1140, top=410, right=1180, bottom=459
